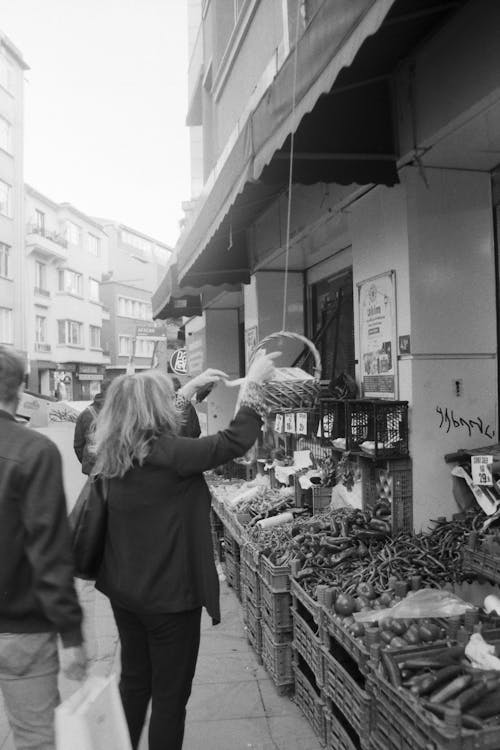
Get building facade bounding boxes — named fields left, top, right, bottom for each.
left=25, top=186, right=110, bottom=399
left=153, top=0, right=500, bottom=529
left=97, top=221, right=171, bottom=375
left=0, top=33, right=28, bottom=353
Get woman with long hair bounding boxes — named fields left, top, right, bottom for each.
left=91, top=353, right=277, bottom=750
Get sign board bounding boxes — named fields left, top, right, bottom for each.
left=358, top=270, right=397, bottom=399
left=77, top=373, right=104, bottom=381
left=169, top=348, right=188, bottom=374
left=136, top=325, right=164, bottom=341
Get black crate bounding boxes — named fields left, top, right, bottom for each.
left=346, top=400, right=409, bottom=458
left=359, top=456, right=412, bottom=533
left=291, top=607, right=323, bottom=686
left=324, top=698, right=363, bottom=750
left=319, top=398, right=346, bottom=443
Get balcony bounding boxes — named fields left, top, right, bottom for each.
left=26, top=224, right=68, bottom=262
left=34, top=286, right=51, bottom=298
left=34, top=342, right=51, bottom=353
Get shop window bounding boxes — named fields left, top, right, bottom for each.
left=310, top=268, right=355, bottom=386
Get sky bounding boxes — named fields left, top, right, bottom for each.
left=0, top=0, right=191, bottom=247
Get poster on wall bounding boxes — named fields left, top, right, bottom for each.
left=245, top=326, right=258, bottom=369
left=357, top=270, right=398, bottom=399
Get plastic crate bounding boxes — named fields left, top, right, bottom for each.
left=463, top=534, right=500, bottom=585
left=359, top=456, right=413, bottom=534
left=260, top=578, right=293, bottom=635
left=318, top=398, right=346, bottom=443
left=291, top=577, right=321, bottom=623
left=293, top=659, right=326, bottom=745
left=259, top=553, right=291, bottom=592
left=261, top=622, right=294, bottom=689
left=367, top=670, right=500, bottom=750
left=346, top=400, right=409, bottom=458
left=321, top=646, right=370, bottom=739
left=319, top=607, right=370, bottom=676
left=240, top=542, right=261, bottom=606
left=223, top=525, right=241, bottom=558
left=291, top=607, right=323, bottom=686
left=324, top=701, right=362, bottom=750
left=312, top=485, right=332, bottom=514
left=243, top=594, right=262, bottom=661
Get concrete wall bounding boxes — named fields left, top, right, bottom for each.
left=348, top=167, right=497, bottom=529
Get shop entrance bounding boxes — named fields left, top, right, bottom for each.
left=309, top=267, right=355, bottom=388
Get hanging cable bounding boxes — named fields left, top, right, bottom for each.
left=281, top=0, right=302, bottom=332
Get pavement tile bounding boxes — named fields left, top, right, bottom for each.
left=182, top=716, right=271, bottom=750
left=266, top=715, right=323, bottom=749
left=187, top=679, right=264, bottom=722
left=256, top=678, right=297, bottom=717
left=194, top=651, right=267, bottom=684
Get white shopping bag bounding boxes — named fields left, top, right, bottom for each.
left=55, top=675, right=132, bottom=750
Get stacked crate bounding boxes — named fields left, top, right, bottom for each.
left=291, top=578, right=326, bottom=745
left=319, top=603, right=372, bottom=750
left=259, top=555, right=294, bottom=693
left=222, top=525, right=241, bottom=600
left=240, top=541, right=262, bottom=660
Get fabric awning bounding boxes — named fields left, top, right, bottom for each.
left=173, top=0, right=466, bottom=291
left=153, top=262, right=242, bottom=320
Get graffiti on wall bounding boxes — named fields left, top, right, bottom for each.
left=436, top=406, right=495, bottom=440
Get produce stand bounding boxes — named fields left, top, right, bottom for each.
left=205, top=399, right=500, bottom=750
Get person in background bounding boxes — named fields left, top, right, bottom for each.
left=171, top=375, right=201, bottom=438
left=73, top=379, right=111, bottom=474
left=0, top=346, right=86, bottom=750
left=91, top=352, right=278, bottom=750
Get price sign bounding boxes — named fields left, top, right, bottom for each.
left=284, top=413, right=296, bottom=433
left=296, top=412, right=307, bottom=435
left=471, top=455, right=493, bottom=486
left=274, top=414, right=284, bottom=433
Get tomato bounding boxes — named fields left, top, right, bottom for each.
left=334, top=594, right=356, bottom=618
left=356, top=582, right=377, bottom=600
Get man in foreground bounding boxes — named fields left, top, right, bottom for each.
left=0, top=346, right=86, bottom=750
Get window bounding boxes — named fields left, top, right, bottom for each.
left=0, top=307, right=13, bottom=344
left=0, top=179, right=12, bottom=217
left=135, top=338, right=154, bottom=358
left=0, top=116, right=12, bottom=153
left=117, top=296, right=152, bottom=320
left=58, top=269, right=83, bottom=296
left=35, top=315, right=47, bottom=344
left=0, top=243, right=9, bottom=277
left=89, top=325, right=101, bottom=349
left=65, top=220, right=81, bottom=245
left=121, top=229, right=152, bottom=258
left=58, top=319, right=83, bottom=346
left=119, top=335, right=133, bottom=356
left=88, top=233, right=101, bottom=256
left=89, top=278, right=100, bottom=302
left=0, top=55, right=14, bottom=93
left=35, top=209, right=45, bottom=233
left=35, top=261, right=47, bottom=291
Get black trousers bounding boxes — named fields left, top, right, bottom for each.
left=111, top=603, right=202, bottom=750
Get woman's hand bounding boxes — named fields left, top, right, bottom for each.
left=246, top=350, right=281, bottom=384
left=179, top=368, right=229, bottom=402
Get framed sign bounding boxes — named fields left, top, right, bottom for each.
left=357, top=270, right=398, bottom=399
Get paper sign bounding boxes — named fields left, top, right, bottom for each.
left=295, top=412, right=307, bottom=435
left=293, top=450, right=313, bottom=469
left=471, top=455, right=493, bottom=486
left=274, top=414, right=284, bottom=433
left=284, top=413, right=296, bottom=433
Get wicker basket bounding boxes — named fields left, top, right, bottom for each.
left=251, top=331, right=321, bottom=411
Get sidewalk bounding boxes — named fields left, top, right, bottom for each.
left=0, top=579, right=322, bottom=750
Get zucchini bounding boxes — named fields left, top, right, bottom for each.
left=429, top=674, right=473, bottom=704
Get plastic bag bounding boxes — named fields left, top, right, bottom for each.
left=353, top=588, right=476, bottom=623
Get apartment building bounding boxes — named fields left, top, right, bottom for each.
left=0, top=33, right=28, bottom=352
left=25, top=185, right=110, bottom=398
left=96, top=221, right=171, bottom=375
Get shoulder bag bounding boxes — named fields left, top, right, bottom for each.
left=68, top=476, right=108, bottom=580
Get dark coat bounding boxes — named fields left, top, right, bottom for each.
left=95, top=406, right=261, bottom=624
left=0, top=410, right=82, bottom=646
left=73, top=393, right=105, bottom=474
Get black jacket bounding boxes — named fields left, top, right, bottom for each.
left=0, top=411, right=82, bottom=646
left=95, top=406, right=261, bottom=624
left=73, top=393, right=104, bottom=474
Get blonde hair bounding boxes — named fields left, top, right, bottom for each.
left=91, top=369, right=180, bottom=478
